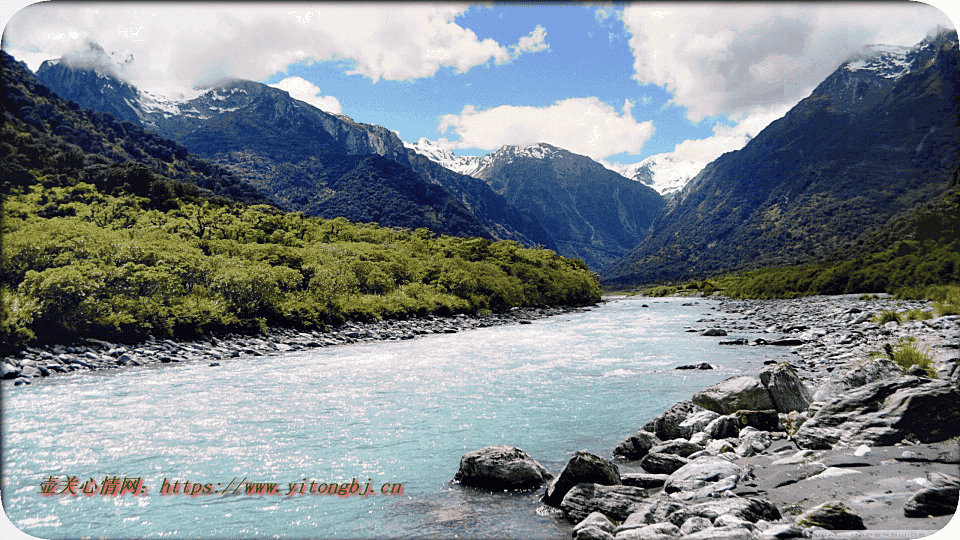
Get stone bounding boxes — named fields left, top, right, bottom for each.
left=621, top=473, right=669, bottom=489
left=616, top=522, right=681, bottom=539
left=736, top=427, right=773, bottom=455
left=719, top=339, right=749, bottom=346
left=1, top=362, right=20, bottom=379
left=705, top=415, right=741, bottom=439
left=681, top=527, right=757, bottom=539
left=767, top=338, right=805, bottom=346
left=453, top=445, right=552, bottom=491
left=649, top=439, right=702, bottom=458
left=679, top=516, right=713, bottom=535
left=667, top=498, right=782, bottom=527
left=572, top=511, right=615, bottom=539
left=759, top=363, right=812, bottom=413
left=678, top=410, right=721, bottom=438
left=543, top=451, right=620, bottom=507
left=693, top=376, right=775, bottom=415
left=794, top=500, right=865, bottom=530
left=704, top=440, right=736, bottom=455
left=794, top=376, right=960, bottom=449
left=676, top=362, right=714, bottom=370
left=757, top=523, right=809, bottom=539
left=663, top=456, right=744, bottom=493
left=643, top=401, right=705, bottom=441
left=736, top=410, right=780, bottom=432
left=640, top=452, right=690, bottom=475
left=560, top=483, right=650, bottom=523
left=811, top=357, right=904, bottom=403
left=614, top=430, right=660, bottom=460
left=903, top=472, right=960, bottom=518
left=701, top=328, right=728, bottom=336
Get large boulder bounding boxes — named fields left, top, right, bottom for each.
left=613, top=430, right=660, bottom=460
left=543, top=451, right=620, bottom=507
left=811, top=357, right=904, bottom=403
left=649, top=439, right=702, bottom=458
left=904, top=472, right=960, bottom=518
left=666, top=497, right=781, bottom=526
left=693, top=376, right=775, bottom=415
left=759, top=363, right=812, bottom=412
left=663, top=456, right=744, bottom=493
left=640, top=452, right=690, bottom=475
left=642, top=401, right=705, bottom=440
left=453, top=445, right=552, bottom=490
left=572, top=511, right=616, bottom=540
left=560, top=483, right=650, bottom=523
left=795, top=500, right=865, bottom=530
left=794, top=376, right=960, bottom=449
left=705, top=415, right=740, bottom=439
left=678, top=410, right=722, bottom=438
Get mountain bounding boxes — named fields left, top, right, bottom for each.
left=34, top=53, right=550, bottom=245
left=603, top=29, right=960, bottom=286
left=403, top=138, right=484, bottom=176
left=457, top=143, right=666, bottom=270
left=604, top=154, right=708, bottom=198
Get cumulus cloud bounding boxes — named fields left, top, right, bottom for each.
left=620, top=3, right=952, bottom=122
left=668, top=103, right=793, bottom=164
left=437, top=97, right=654, bottom=160
left=3, top=3, right=548, bottom=93
left=268, top=76, right=342, bottom=115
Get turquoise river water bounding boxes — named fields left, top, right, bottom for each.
left=2, top=296, right=791, bottom=539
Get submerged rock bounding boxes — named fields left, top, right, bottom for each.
left=543, top=451, right=620, bottom=507
left=453, top=445, right=552, bottom=490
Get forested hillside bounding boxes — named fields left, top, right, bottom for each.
left=0, top=51, right=601, bottom=355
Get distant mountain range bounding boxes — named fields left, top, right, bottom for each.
left=603, top=28, right=960, bottom=285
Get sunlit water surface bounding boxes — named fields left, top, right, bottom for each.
left=2, top=296, right=790, bottom=538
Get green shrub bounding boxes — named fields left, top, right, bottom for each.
left=885, top=337, right=935, bottom=378
left=902, top=309, right=934, bottom=321
left=873, top=310, right=902, bottom=325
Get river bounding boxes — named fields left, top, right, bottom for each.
left=1, top=296, right=791, bottom=538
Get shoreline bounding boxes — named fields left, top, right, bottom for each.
left=0, top=304, right=594, bottom=387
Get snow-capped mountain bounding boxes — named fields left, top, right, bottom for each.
left=605, top=154, right=708, bottom=197
left=403, top=138, right=483, bottom=176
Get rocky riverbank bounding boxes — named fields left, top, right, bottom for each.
left=0, top=305, right=590, bottom=386
left=454, top=294, right=960, bottom=539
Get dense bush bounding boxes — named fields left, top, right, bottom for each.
left=1, top=182, right=600, bottom=353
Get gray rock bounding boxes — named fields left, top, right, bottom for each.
left=614, top=430, right=660, bottom=460
left=757, top=523, right=810, bottom=539
left=693, top=376, right=775, bottom=415
left=667, top=498, right=781, bottom=527
left=811, top=357, right=904, bottom=403
left=735, top=410, right=780, bottom=432
left=759, top=363, right=812, bottom=413
left=643, top=401, right=706, bottom=441
left=640, top=452, right=690, bottom=475
left=572, top=511, right=616, bottom=540
left=453, top=445, right=552, bottom=490
left=705, top=415, right=741, bottom=439
left=1, top=362, right=20, bottom=379
left=543, top=451, right=620, bottom=507
left=680, top=526, right=758, bottom=539
left=680, top=516, right=713, bottom=535
left=650, top=439, right=702, bottom=458
left=701, top=329, right=728, bottom=336
left=678, top=410, right=722, bottom=438
left=560, top=483, right=649, bottom=523
left=621, top=472, right=670, bottom=489
left=903, top=472, right=960, bottom=517
left=616, top=522, right=681, bottom=539
left=794, top=376, right=960, bottom=449
left=676, top=363, right=714, bottom=370
left=663, top=456, right=743, bottom=493
left=794, top=500, right=865, bottom=530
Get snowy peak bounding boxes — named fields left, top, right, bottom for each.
left=843, top=44, right=914, bottom=79
left=491, top=142, right=564, bottom=161
left=404, top=137, right=484, bottom=176
left=605, top=154, right=707, bottom=197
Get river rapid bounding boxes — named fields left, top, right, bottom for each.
left=2, top=296, right=792, bottom=539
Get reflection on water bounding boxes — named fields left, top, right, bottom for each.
left=2, top=297, right=787, bottom=538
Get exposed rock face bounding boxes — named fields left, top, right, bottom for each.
left=904, top=472, right=960, bottom=518
left=795, top=500, right=866, bottom=530
left=692, top=376, right=775, bottom=415
left=560, top=483, right=650, bottom=523
left=811, top=357, right=905, bottom=403
left=794, top=376, right=960, bottom=449
left=614, top=430, right=660, bottom=460
left=643, top=401, right=705, bottom=440
left=759, top=363, right=812, bottom=412
left=452, top=445, right=552, bottom=490
left=543, top=451, right=621, bottom=507
left=663, top=456, right=744, bottom=494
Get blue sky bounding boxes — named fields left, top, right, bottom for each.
left=2, top=2, right=956, bottom=167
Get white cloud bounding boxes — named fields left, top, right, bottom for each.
left=2, top=3, right=549, bottom=93
left=620, top=3, right=953, bottom=122
left=269, top=76, right=342, bottom=115
left=437, top=97, right=654, bottom=160
left=668, top=103, right=793, bottom=164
